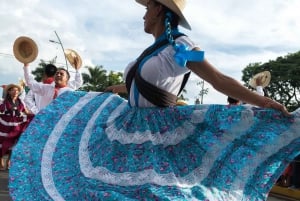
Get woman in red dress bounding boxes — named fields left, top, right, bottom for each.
left=0, top=84, right=33, bottom=170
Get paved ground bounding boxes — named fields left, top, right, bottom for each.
left=0, top=170, right=11, bottom=201
left=0, top=170, right=290, bottom=201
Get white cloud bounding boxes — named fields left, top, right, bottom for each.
left=0, top=0, right=299, bottom=104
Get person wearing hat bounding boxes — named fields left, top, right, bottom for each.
left=0, top=84, right=33, bottom=170
left=10, top=1, right=299, bottom=201
left=13, top=36, right=83, bottom=113
left=106, top=0, right=287, bottom=115
left=249, top=71, right=271, bottom=97
left=63, top=49, right=84, bottom=90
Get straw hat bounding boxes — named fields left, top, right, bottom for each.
left=176, top=99, right=188, bottom=106
left=135, top=0, right=191, bottom=30
left=64, top=49, right=82, bottom=69
left=13, top=36, right=38, bottom=63
left=4, top=84, right=23, bottom=94
left=249, top=71, right=271, bottom=88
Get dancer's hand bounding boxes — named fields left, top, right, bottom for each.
left=104, top=84, right=127, bottom=94
left=262, top=98, right=290, bottom=116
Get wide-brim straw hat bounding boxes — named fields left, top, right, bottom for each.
left=135, top=0, right=191, bottom=30
left=249, top=71, right=271, bottom=88
left=13, top=36, right=38, bottom=63
left=64, top=49, right=82, bottom=69
left=176, top=99, right=188, bottom=106
left=4, top=84, right=23, bottom=94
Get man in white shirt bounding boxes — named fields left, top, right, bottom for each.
left=24, top=64, right=57, bottom=114
left=24, top=64, right=83, bottom=114
left=23, top=63, right=76, bottom=113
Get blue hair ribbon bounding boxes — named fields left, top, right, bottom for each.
left=174, top=44, right=205, bottom=67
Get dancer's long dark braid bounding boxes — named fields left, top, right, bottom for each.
left=165, top=12, right=176, bottom=47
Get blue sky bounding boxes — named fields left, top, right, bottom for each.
left=0, top=0, right=299, bottom=104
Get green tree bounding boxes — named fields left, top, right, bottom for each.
left=80, top=65, right=108, bottom=91
left=242, top=51, right=300, bottom=111
left=79, top=65, right=125, bottom=97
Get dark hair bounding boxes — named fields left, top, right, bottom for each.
left=227, top=96, right=240, bottom=104
left=164, top=9, right=179, bottom=29
left=154, top=1, right=180, bottom=29
left=56, top=67, right=70, bottom=80
left=44, top=64, right=57, bottom=77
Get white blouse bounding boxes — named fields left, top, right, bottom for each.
left=124, top=36, right=197, bottom=107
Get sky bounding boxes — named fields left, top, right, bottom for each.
left=0, top=0, right=299, bottom=104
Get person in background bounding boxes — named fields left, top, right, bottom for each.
left=227, top=96, right=240, bottom=105
left=24, top=64, right=73, bottom=104
left=227, top=76, right=264, bottom=106
left=67, top=65, right=83, bottom=90
left=23, top=60, right=82, bottom=114
left=0, top=84, right=33, bottom=170
left=24, top=63, right=83, bottom=114
left=24, top=64, right=57, bottom=114
left=249, top=71, right=271, bottom=97
left=255, top=76, right=265, bottom=96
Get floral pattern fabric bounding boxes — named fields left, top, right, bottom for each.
left=9, top=91, right=300, bottom=201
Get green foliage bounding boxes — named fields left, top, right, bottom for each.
left=30, top=60, right=126, bottom=98
left=79, top=65, right=126, bottom=98
left=242, top=51, right=300, bottom=111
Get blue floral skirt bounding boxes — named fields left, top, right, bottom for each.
left=9, top=91, right=300, bottom=201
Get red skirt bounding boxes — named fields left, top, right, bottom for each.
left=0, top=113, right=34, bottom=156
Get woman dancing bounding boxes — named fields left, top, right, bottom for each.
left=9, top=1, right=299, bottom=201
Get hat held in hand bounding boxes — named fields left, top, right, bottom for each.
left=249, top=71, right=271, bottom=88
left=64, top=49, right=82, bottom=70
left=13, top=36, right=38, bottom=63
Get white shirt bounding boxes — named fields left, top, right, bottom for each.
left=124, top=36, right=196, bottom=107
left=256, top=86, right=265, bottom=96
left=24, top=70, right=83, bottom=114
left=23, top=66, right=74, bottom=113
left=68, top=70, right=83, bottom=90
left=24, top=90, right=42, bottom=114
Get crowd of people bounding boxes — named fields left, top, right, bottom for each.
left=3, top=0, right=300, bottom=200
left=0, top=57, right=83, bottom=170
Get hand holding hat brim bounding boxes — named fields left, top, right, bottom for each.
left=64, top=49, right=82, bottom=70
